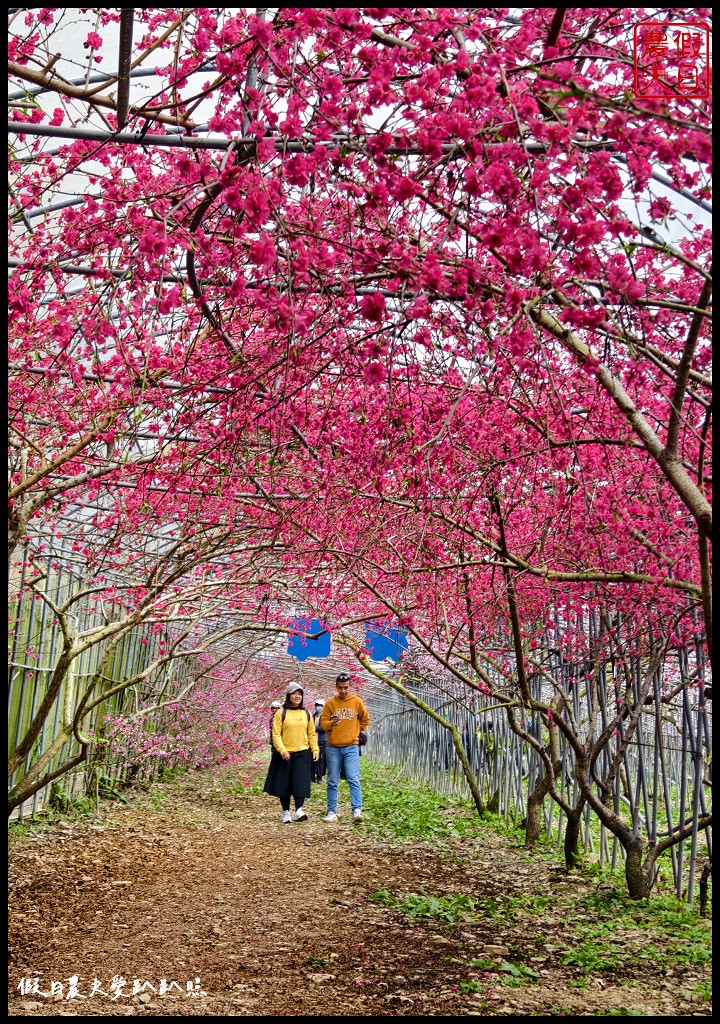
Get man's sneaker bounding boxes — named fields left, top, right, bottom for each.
left=322, top=811, right=338, bottom=823
left=294, top=807, right=308, bottom=821
left=352, top=808, right=364, bottom=824
left=281, top=810, right=292, bottom=824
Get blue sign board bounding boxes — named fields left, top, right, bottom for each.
left=365, top=623, right=408, bottom=663
left=287, top=618, right=331, bottom=661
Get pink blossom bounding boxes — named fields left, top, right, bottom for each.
left=360, top=292, right=386, bottom=323
left=363, top=361, right=388, bottom=385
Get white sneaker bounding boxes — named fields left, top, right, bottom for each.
left=352, top=808, right=364, bottom=824
left=322, top=811, right=338, bottom=822
left=294, top=807, right=308, bottom=821
left=281, top=810, right=292, bottom=824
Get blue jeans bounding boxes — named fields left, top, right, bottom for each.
left=325, top=743, right=362, bottom=813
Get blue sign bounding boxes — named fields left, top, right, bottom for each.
left=287, top=618, right=331, bottom=661
left=365, top=623, right=408, bottom=663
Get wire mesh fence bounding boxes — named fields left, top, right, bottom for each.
left=8, top=540, right=198, bottom=820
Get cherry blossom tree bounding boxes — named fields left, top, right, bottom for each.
left=7, top=511, right=296, bottom=814
left=98, top=656, right=293, bottom=786
left=8, top=9, right=711, bottom=893
left=9, top=9, right=711, bottom=558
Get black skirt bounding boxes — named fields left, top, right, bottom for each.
left=263, top=748, right=313, bottom=801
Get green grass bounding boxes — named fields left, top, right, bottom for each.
left=499, top=960, right=540, bottom=980
left=227, top=775, right=266, bottom=796
left=368, top=879, right=709, bottom=982
left=692, top=980, right=711, bottom=1003
left=560, top=944, right=623, bottom=972
left=8, top=794, right=112, bottom=831
left=368, top=857, right=710, bottom=985
left=46, top=781, right=96, bottom=817
left=91, top=770, right=130, bottom=804
left=357, top=760, right=523, bottom=843
left=148, top=790, right=170, bottom=810
left=553, top=888, right=713, bottom=976
left=8, top=819, right=37, bottom=837
left=459, top=979, right=483, bottom=993
left=573, top=888, right=712, bottom=966
left=369, top=888, right=480, bottom=924
left=157, top=764, right=188, bottom=783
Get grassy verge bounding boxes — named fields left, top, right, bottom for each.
left=332, top=762, right=712, bottom=998
left=357, top=759, right=535, bottom=844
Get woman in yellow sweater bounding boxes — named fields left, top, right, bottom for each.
left=263, top=682, right=319, bottom=823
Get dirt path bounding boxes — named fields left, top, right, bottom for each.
left=8, top=768, right=712, bottom=1017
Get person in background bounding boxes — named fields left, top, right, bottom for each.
left=312, top=699, right=327, bottom=783
left=319, top=673, right=370, bottom=824
left=263, top=683, right=318, bottom=823
left=268, top=699, right=283, bottom=744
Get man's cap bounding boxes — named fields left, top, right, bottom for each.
left=270, top=699, right=282, bottom=708
left=314, top=699, right=325, bottom=706
left=336, top=673, right=351, bottom=683
left=286, top=682, right=304, bottom=695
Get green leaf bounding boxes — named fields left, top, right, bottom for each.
left=500, top=960, right=540, bottom=978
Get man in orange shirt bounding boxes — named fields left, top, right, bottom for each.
left=319, top=673, right=370, bottom=823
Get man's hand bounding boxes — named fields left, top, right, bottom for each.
left=312, top=752, right=319, bottom=761
left=281, top=751, right=290, bottom=761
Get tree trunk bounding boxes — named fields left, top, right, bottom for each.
left=8, top=739, right=87, bottom=815
left=563, top=801, right=586, bottom=870
left=525, top=768, right=552, bottom=846
left=526, top=722, right=562, bottom=848
left=624, top=836, right=653, bottom=899
left=449, top=724, right=487, bottom=817
left=8, top=647, right=75, bottom=778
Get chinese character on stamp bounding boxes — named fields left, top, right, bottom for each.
left=634, top=22, right=710, bottom=99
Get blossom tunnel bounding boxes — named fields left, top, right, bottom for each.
left=8, top=8, right=712, bottom=902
